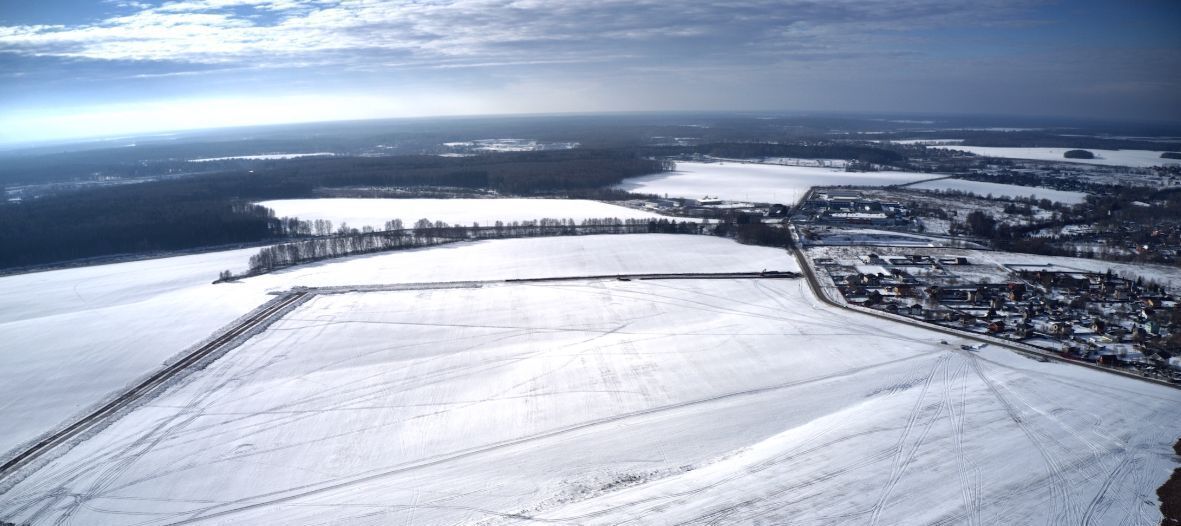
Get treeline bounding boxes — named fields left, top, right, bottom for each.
left=0, top=185, right=284, bottom=268
left=239, top=217, right=707, bottom=276
left=0, top=150, right=667, bottom=269
left=948, top=131, right=1181, bottom=152
left=250, top=150, right=668, bottom=195
left=641, top=143, right=906, bottom=165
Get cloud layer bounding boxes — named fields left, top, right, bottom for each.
left=0, top=1, right=1046, bottom=68
left=1, top=0, right=1179, bottom=142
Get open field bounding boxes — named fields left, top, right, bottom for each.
left=0, top=235, right=794, bottom=458
left=907, top=178, right=1088, bottom=204
left=616, top=161, right=933, bottom=202
left=190, top=153, right=335, bottom=162
left=3, top=279, right=1179, bottom=525
left=931, top=146, right=1180, bottom=168
left=256, top=198, right=664, bottom=230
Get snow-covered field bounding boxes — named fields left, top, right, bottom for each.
left=0, top=235, right=792, bottom=458
left=616, top=161, right=934, bottom=202
left=908, top=178, right=1088, bottom=204
left=4, top=278, right=1179, bottom=525
left=189, top=152, right=335, bottom=162
left=256, top=198, right=664, bottom=230
left=890, top=138, right=965, bottom=145
left=931, top=146, right=1180, bottom=168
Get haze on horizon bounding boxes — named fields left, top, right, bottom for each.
left=1, top=0, right=1179, bottom=144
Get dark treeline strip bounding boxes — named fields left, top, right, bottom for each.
left=235, top=217, right=708, bottom=278
left=0, top=150, right=667, bottom=269
left=946, top=131, right=1181, bottom=152
left=639, top=143, right=906, bottom=166
left=260, top=150, right=669, bottom=194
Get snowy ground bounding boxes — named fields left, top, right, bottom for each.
left=616, top=161, right=934, bottom=203
left=189, top=153, right=335, bottom=162
left=808, top=245, right=1181, bottom=291
left=3, top=279, right=1178, bottom=525
left=256, top=198, right=664, bottom=230
left=0, top=235, right=792, bottom=458
left=802, top=227, right=972, bottom=248
left=907, top=178, right=1088, bottom=204
left=931, top=146, right=1180, bottom=168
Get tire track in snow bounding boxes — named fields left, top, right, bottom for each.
left=944, top=357, right=981, bottom=526
left=145, top=353, right=943, bottom=525
left=967, top=353, right=1077, bottom=526
left=867, top=354, right=950, bottom=526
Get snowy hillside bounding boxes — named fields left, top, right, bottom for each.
left=3, top=278, right=1178, bottom=524
left=0, top=235, right=794, bottom=457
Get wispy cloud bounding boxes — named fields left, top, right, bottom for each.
left=0, top=0, right=1052, bottom=69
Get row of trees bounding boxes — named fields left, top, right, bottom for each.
left=238, top=217, right=708, bottom=276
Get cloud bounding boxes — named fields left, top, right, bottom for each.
left=0, top=0, right=1052, bottom=69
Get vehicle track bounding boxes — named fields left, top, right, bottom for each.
left=0, top=291, right=309, bottom=484
left=134, top=353, right=936, bottom=525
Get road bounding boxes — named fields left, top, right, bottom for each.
left=0, top=291, right=310, bottom=483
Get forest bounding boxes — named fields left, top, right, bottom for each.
left=641, top=143, right=907, bottom=166
left=0, top=150, right=667, bottom=269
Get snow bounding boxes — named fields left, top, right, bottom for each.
left=889, top=138, right=965, bottom=145
left=189, top=152, right=335, bottom=162
left=3, top=279, right=1178, bottom=525
left=0, top=235, right=793, bottom=458
left=908, top=178, right=1089, bottom=204
left=931, top=146, right=1180, bottom=168
left=808, top=244, right=1181, bottom=291
left=616, top=161, right=935, bottom=203
left=255, top=198, right=664, bottom=230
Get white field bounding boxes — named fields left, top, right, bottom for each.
left=3, top=280, right=1179, bottom=525
left=931, top=146, right=1180, bottom=168
left=616, top=161, right=934, bottom=202
left=908, top=178, right=1088, bottom=204
left=0, top=235, right=793, bottom=457
left=189, top=152, right=335, bottom=162
left=890, top=138, right=965, bottom=145
left=256, top=198, right=664, bottom=230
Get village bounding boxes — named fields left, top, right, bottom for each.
left=810, top=248, right=1181, bottom=383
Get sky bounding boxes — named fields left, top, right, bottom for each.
left=0, top=0, right=1179, bottom=144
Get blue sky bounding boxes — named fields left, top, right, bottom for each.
left=0, top=0, right=1178, bottom=143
